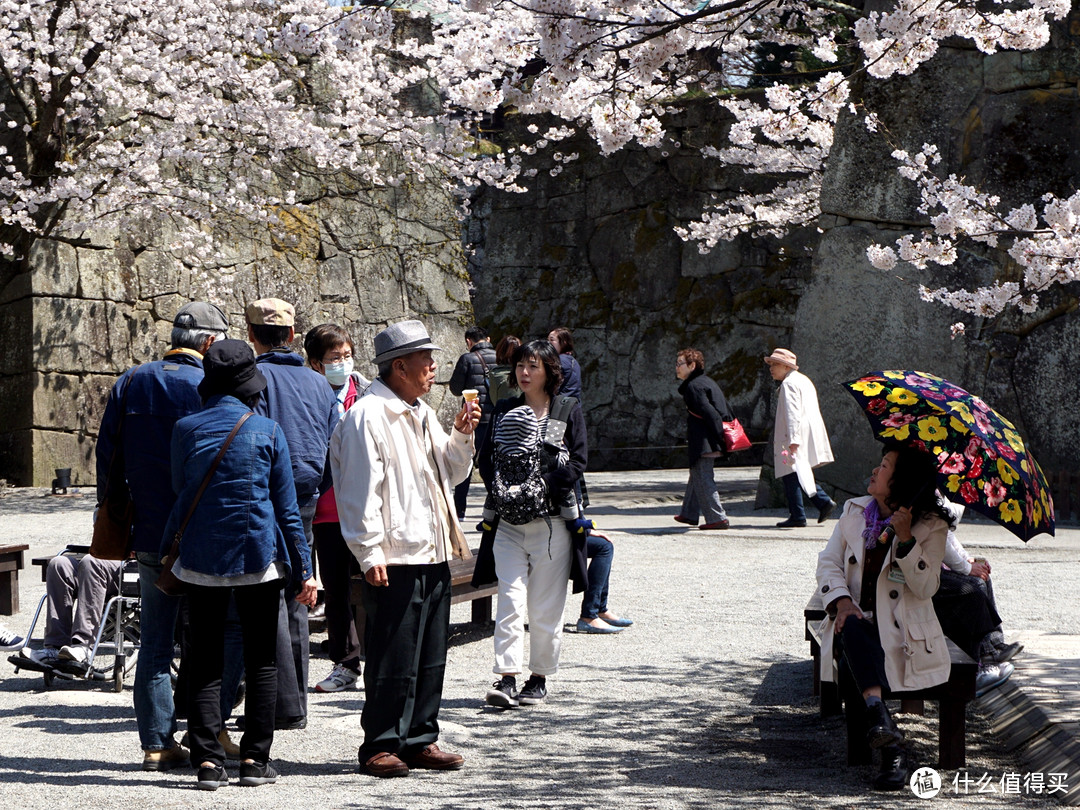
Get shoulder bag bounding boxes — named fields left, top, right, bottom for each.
left=156, top=412, right=252, bottom=596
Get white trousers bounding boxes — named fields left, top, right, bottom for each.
left=492, top=516, right=571, bottom=677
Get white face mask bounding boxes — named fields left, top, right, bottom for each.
left=324, top=358, right=353, bottom=386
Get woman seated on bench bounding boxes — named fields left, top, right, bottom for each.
left=815, top=445, right=954, bottom=791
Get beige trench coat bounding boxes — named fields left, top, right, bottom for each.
left=772, top=369, right=834, bottom=495
left=815, top=496, right=951, bottom=692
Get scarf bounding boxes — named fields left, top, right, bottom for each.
left=862, top=498, right=892, bottom=550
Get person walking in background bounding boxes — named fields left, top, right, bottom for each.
left=246, top=297, right=338, bottom=730
left=547, top=327, right=582, bottom=401
left=487, top=335, right=521, bottom=406
left=165, top=339, right=316, bottom=791
left=448, top=325, right=497, bottom=520
left=765, top=348, right=836, bottom=528
left=674, top=348, right=732, bottom=531
left=304, top=323, right=371, bottom=694
left=330, top=320, right=477, bottom=778
left=95, top=301, right=230, bottom=771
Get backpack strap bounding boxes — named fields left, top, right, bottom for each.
left=550, top=395, right=575, bottom=424
left=473, top=349, right=490, bottom=378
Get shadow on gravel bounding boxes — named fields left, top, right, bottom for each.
left=0, top=491, right=95, bottom=514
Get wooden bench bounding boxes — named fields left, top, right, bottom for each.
left=0, top=544, right=30, bottom=615
left=349, top=553, right=497, bottom=653
left=805, top=592, right=977, bottom=769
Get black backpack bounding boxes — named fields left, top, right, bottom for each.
left=490, top=396, right=576, bottom=525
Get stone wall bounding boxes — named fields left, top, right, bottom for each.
left=0, top=181, right=471, bottom=486
left=466, top=98, right=813, bottom=473
left=468, top=20, right=1080, bottom=514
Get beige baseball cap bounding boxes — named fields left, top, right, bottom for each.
left=245, top=298, right=295, bottom=327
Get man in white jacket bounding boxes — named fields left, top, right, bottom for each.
left=330, top=320, right=479, bottom=778
left=766, top=348, right=837, bottom=528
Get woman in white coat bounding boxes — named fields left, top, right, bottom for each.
left=815, top=445, right=954, bottom=791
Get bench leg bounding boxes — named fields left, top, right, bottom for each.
left=821, top=681, right=842, bottom=717
left=0, top=569, right=16, bottom=615
left=899, top=698, right=925, bottom=716
left=471, top=595, right=492, bottom=625
left=938, top=699, right=967, bottom=769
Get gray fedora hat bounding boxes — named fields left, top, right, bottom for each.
left=372, top=319, right=441, bottom=365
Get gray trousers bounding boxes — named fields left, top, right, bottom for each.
left=44, top=554, right=122, bottom=650
left=680, top=456, right=727, bottom=524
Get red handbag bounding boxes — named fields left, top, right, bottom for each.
left=721, top=418, right=752, bottom=453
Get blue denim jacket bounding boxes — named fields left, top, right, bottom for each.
left=162, top=395, right=313, bottom=583
left=96, top=351, right=205, bottom=554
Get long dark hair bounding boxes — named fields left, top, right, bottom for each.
left=883, top=444, right=955, bottom=528
left=550, top=326, right=575, bottom=356
left=495, top=335, right=521, bottom=365
left=512, top=340, right=562, bottom=398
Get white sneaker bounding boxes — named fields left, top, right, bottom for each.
left=975, top=661, right=1015, bottom=697
left=22, top=647, right=61, bottom=667
left=315, top=664, right=359, bottom=693
left=0, top=623, right=25, bottom=652
left=59, top=644, right=89, bottom=665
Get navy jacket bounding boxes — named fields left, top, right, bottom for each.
left=95, top=351, right=205, bottom=554
left=557, top=353, right=583, bottom=401
left=253, top=349, right=338, bottom=507
left=163, top=395, right=313, bottom=582
left=448, top=341, right=497, bottom=422
left=678, top=369, right=733, bottom=462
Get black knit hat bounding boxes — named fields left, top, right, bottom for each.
left=197, top=339, right=267, bottom=400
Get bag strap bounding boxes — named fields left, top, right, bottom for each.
left=175, top=412, right=252, bottom=542
left=473, top=349, right=490, bottom=377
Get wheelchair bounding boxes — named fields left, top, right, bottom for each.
left=7, top=546, right=141, bottom=692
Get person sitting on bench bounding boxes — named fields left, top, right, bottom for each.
left=22, top=551, right=122, bottom=668
left=815, top=445, right=954, bottom=791
left=934, top=503, right=1021, bottom=697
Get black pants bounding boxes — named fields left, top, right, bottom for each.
left=839, top=617, right=890, bottom=693
left=273, top=503, right=314, bottom=722
left=359, top=563, right=451, bottom=759
left=932, top=569, right=1001, bottom=661
left=187, top=581, right=281, bottom=767
left=313, top=521, right=362, bottom=672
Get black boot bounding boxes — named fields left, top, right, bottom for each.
left=872, top=745, right=910, bottom=791
left=865, top=700, right=904, bottom=749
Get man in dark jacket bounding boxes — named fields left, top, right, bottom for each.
left=95, top=301, right=228, bottom=770
left=246, top=297, right=338, bottom=729
left=447, top=325, right=497, bottom=519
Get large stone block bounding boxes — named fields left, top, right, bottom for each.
left=353, top=248, right=408, bottom=322
left=0, top=373, right=33, bottom=432
left=77, top=245, right=140, bottom=301
left=791, top=225, right=986, bottom=494
left=28, top=240, right=79, bottom=297
left=30, top=428, right=96, bottom=487
left=0, top=298, right=32, bottom=376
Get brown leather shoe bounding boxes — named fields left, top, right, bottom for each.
left=359, top=751, right=409, bottom=778
left=402, top=743, right=464, bottom=771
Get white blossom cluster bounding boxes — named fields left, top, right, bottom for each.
left=866, top=145, right=1080, bottom=316
left=2, top=0, right=1076, bottom=319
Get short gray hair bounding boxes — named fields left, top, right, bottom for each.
left=377, top=360, right=394, bottom=380
left=171, top=326, right=225, bottom=352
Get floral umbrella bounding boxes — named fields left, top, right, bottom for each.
left=843, top=370, right=1054, bottom=541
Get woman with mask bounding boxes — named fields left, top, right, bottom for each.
left=304, top=324, right=371, bottom=693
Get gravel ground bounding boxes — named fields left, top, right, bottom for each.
left=0, top=469, right=1073, bottom=809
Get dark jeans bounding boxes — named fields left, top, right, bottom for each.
left=933, top=569, right=1001, bottom=662
left=839, top=617, right=890, bottom=693
left=359, top=563, right=450, bottom=759
left=187, top=581, right=281, bottom=767
left=453, top=421, right=490, bottom=518
left=580, top=533, right=613, bottom=619
left=313, top=521, right=362, bottom=672
left=781, top=472, right=832, bottom=521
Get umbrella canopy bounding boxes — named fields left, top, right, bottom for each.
left=843, top=370, right=1055, bottom=541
